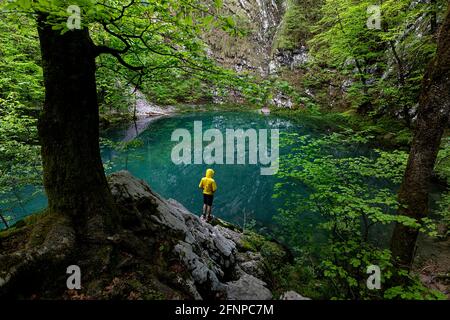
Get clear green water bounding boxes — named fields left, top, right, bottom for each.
left=0, top=111, right=324, bottom=229
left=0, top=111, right=358, bottom=230
left=102, top=111, right=319, bottom=228
left=2, top=111, right=445, bottom=253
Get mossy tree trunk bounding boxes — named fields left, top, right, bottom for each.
left=36, top=15, right=118, bottom=238
left=390, top=6, right=450, bottom=269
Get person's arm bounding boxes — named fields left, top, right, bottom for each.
left=212, top=180, right=217, bottom=193
left=199, top=178, right=204, bottom=190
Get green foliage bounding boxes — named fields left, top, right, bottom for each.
left=434, top=136, right=450, bottom=238
left=241, top=231, right=287, bottom=268
left=384, top=281, right=447, bottom=300
left=267, top=256, right=330, bottom=299
left=96, top=69, right=135, bottom=114
left=0, top=14, right=43, bottom=226
left=3, top=0, right=256, bottom=111
left=310, top=0, right=385, bottom=68
left=274, top=0, right=323, bottom=51
left=307, top=0, right=447, bottom=120
left=0, top=16, right=42, bottom=103
left=273, top=130, right=443, bottom=299
left=241, top=230, right=293, bottom=293
left=0, top=95, right=42, bottom=226
left=435, top=192, right=450, bottom=238
left=436, top=136, right=450, bottom=181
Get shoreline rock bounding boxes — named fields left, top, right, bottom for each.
left=0, top=170, right=303, bottom=300
left=108, top=171, right=274, bottom=300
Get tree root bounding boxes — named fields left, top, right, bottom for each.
left=0, top=214, right=76, bottom=297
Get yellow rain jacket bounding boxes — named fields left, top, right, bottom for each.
left=199, top=169, right=217, bottom=195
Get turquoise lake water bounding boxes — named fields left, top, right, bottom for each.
left=2, top=111, right=445, bottom=252
left=1, top=111, right=326, bottom=229
left=101, top=111, right=317, bottom=228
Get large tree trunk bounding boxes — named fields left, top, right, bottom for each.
left=37, top=15, right=118, bottom=238
left=390, top=6, right=450, bottom=269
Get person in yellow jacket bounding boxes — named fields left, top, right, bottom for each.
left=199, top=169, right=217, bottom=222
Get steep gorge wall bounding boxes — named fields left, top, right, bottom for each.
left=204, top=0, right=321, bottom=76
left=204, top=0, right=285, bottom=75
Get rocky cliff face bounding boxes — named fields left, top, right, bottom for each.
left=107, top=171, right=274, bottom=299
left=204, top=0, right=284, bottom=75
left=205, top=0, right=317, bottom=77
left=203, top=0, right=320, bottom=109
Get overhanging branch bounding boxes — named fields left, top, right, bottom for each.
left=94, top=45, right=144, bottom=71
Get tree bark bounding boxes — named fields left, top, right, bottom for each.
left=430, top=0, right=438, bottom=34
left=390, top=6, right=450, bottom=269
left=36, top=15, right=118, bottom=238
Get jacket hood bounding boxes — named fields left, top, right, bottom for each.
left=206, top=169, right=215, bottom=178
